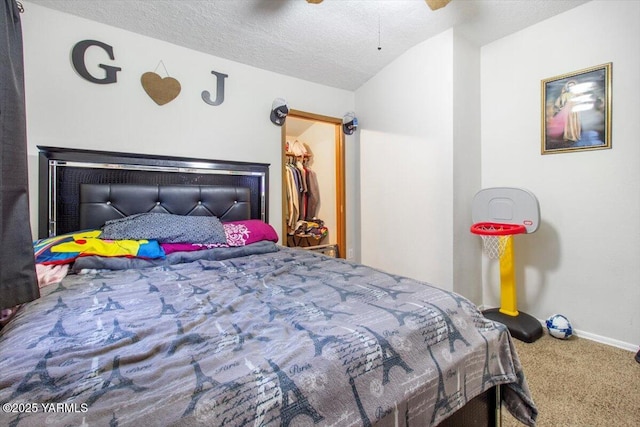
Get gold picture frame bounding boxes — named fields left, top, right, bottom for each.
left=541, top=63, right=612, bottom=154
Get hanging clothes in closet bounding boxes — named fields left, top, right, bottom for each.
left=284, top=140, right=322, bottom=240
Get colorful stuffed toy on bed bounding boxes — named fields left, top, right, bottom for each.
left=33, top=230, right=165, bottom=265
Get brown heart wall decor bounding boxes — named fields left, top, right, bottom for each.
left=140, top=72, right=181, bottom=105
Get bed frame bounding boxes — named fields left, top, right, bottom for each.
left=36, top=145, right=501, bottom=426
left=37, top=146, right=269, bottom=238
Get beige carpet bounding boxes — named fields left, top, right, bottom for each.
left=501, top=333, right=640, bottom=427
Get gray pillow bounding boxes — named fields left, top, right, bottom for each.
left=100, top=213, right=227, bottom=244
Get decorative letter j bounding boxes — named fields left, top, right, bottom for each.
left=201, top=70, right=229, bottom=106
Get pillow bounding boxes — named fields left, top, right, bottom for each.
left=159, top=220, right=278, bottom=254
left=100, top=213, right=227, bottom=244
left=34, top=230, right=165, bottom=265
left=223, top=220, right=279, bottom=247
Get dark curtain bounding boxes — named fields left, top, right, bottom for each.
left=0, top=0, right=39, bottom=309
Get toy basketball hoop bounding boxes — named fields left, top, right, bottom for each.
left=470, top=187, right=543, bottom=343
left=470, top=222, right=526, bottom=260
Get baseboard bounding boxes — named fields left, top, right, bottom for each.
left=570, top=328, right=638, bottom=352
left=477, top=306, right=638, bottom=353
left=535, top=316, right=637, bottom=352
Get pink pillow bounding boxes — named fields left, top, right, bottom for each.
left=224, top=220, right=279, bottom=246
left=160, top=220, right=278, bottom=254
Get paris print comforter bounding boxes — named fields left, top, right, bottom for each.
left=0, top=243, right=537, bottom=426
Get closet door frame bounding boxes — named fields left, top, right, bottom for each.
left=281, top=109, right=346, bottom=258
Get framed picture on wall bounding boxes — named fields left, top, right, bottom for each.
left=541, top=63, right=612, bottom=154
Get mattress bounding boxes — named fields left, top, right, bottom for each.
left=0, top=244, right=536, bottom=426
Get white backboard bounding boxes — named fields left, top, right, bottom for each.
left=471, top=187, right=540, bottom=233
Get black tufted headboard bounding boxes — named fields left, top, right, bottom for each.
left=38, top=146, right=269, bottom=238
left=79, top=184, right=252, bottom=231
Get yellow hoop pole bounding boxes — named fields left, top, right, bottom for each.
left=498, top=235, right=519, bottom=316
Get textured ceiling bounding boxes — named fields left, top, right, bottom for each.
left=26, top=0, right=589, bottom=91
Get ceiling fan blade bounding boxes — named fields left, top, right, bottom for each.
left=425, top=0, right=452, bottom=11
left=305, top=0, right=450, bottom=10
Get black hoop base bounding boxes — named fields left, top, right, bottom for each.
left=482, top=308, right=543, bottom=343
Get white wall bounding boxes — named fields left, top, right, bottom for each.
left=481, top=0, right=640, bottom=348
left=21, top=3, right=355, bottom=247
left=452, top=32, right=482, bottom=301
left=357, top=1, right=638, bottom=348
left=356, top=30, right=460, bottom=292
left=356, top=29, right=482, bottom=301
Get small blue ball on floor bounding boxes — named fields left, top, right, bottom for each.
left=545, top=314, right=573, bottom=339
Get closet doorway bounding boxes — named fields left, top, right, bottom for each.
left=281, top=110, right=345, bottom=258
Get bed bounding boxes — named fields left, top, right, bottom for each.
left=0, top=147, right=537, bottom=426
